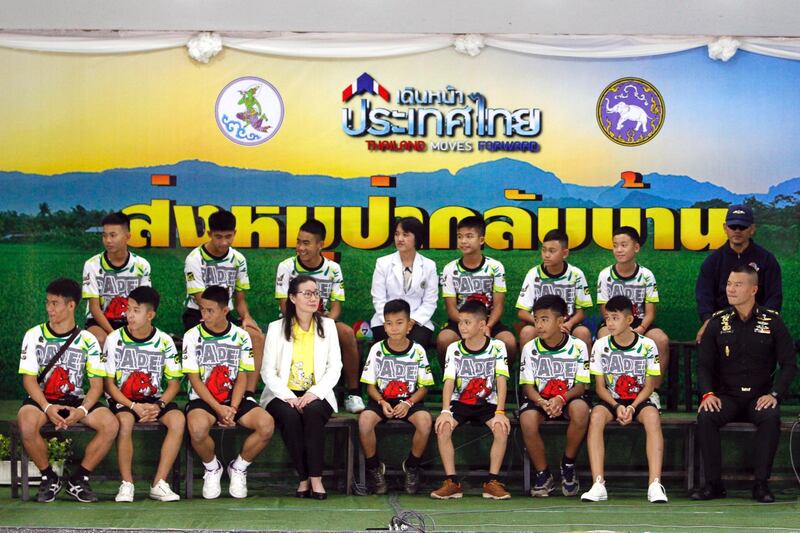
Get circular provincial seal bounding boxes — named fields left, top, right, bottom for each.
left=215, top=77, right=284, bottom=146
left=596, top=77, right=664, bottom=146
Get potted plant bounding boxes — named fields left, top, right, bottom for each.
left=0, top=434, right=40, bottom=485
left=0, top=434, right=73, bottom=484
left=46, top=437, right=72, bottom=476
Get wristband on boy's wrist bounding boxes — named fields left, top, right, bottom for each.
left=43, top=403, right=53, bottom=413
left=440, top=409, right=453, bottom=415
left=701, top=392, right=716, bottom=402
left=401, top=399, right=413, bottom=407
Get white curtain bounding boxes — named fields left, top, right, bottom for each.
left=2, top=31, right=800, bottom=61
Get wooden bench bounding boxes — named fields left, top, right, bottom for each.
left=356, top=415, right=698, bottom=494
left=695, top=420, right=799, bottom=487
left=7, top=420, right=181, bottom=501
left=183, top=415, right=356, bottom=498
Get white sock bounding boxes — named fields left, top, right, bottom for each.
left=203, top=458, right=221, bottom=471
left=232, top=455, right=251, bottom=471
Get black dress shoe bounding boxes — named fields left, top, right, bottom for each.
left=311, top=491, right=327, bottom=500
left=752, top=481, right=775, bottom=503
left=295, top=489, right=311, bottom=498
left=690, top=484, right=727, bottom=501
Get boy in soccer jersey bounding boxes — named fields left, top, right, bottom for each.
left=519, top=294, right=590, bottom=498
left=517, top=229, right=593, bottom=350
left=17, top=278, right=119, bottom=503
left=275, top=219, right=364, bottom=413
left=581, top=295, right=667, bottom=503
left=82, top=211, right=151, bottom=348
left=183, top=285, right=275, bottom=499
left=183, top=285, right=275, bottom=500
left=431, top=300, right=511, bottom=500
left=359, top=299, right=434, bottom=495
left=183, top=209, right=264, bottom=393
left=595, top=226, right=669, bottom=408
left=437, top=216, right=517, bottom=366
left=104, top=286, right=184, bottom=502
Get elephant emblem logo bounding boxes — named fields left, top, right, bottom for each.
left=596, top=77, right=664, bottom=146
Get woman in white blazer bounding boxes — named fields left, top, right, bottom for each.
left=260, top=275, right=342, bottom=499
left=370, top=217, right=439, bottom=347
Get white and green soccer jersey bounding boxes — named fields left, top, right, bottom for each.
left=440, top=256, right=506, bottom=310
left=590, top=334, right=660, bottom=401
left=596, top=264, right=659, bottom=320
left=275, top=256, right=345, bottom=314
left=361, top=340, right=434, bottom=400
left=81, top=252, right=151, bottom=321
left=184, top=245, right=250, bottom=311
left=182, top=323, right=254, bottom=402
left=516, top=263, right=592, bottom=317
left=443, top=337, right=509, bottom=406
left=520, top=335, right=590, bottom=397
left=104, top=327, right=181, bottom=401
left=19, top=324, right=104, bottom=401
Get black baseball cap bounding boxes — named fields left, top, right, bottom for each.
left=725, top=204, right=754, bottom=227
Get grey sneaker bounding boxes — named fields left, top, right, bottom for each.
left=367, top=462, right=387, bottom=495
left=560, top=462, right=580, bottom=496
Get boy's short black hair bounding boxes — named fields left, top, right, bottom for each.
left=457, top=215, right=486, bottom=236
left=613, top=226, right=641, bottom=245
left=543, top=229, right=569, bottom=248
left=605, top=295, right=634, bottom=315
left=201, top=285, right=229, bottom=307
left=730, top=263, right=759, bottom=283
left=101, top=212, right=130, bottom=231
left=299, top=219, right=326, bottom=241
left=395, top=217, right=426, bottom=250
left=532, top=294, right=568, bottom=316
left=383, top=299, right=411, bottom=319
left=208, top=210, right=237, bottom=233
left=458, top=299, right=488, bottom=320
left=128, top=286, right=160, bottom=312
left=46, top=278, right=81, bottom=305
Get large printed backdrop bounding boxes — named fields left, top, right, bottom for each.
left=1, top=45, right=798, bottom=397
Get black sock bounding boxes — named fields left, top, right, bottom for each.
left=486, top=473, right=501, bottom=484
left=347, top=388, right=360, bottom=396
left=365, top=455, right=380, bottom=470
left=445, top=474, right=458, bottom=483
left=405, top=452, right=422, bottom=469
left=536, top=469, right=549, bottom=477
left=41, top=465, right=57, bottom=480
left=245, top=389, right=256, bottom=397
left=562, top=455, right=575, bottom=467
left=71, top=465, right=91, bottom=481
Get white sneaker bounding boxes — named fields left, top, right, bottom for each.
left=650, top=391, right=662, bottom=411
left=581, top=476, right=608, bottom=502
left=648, top=478, right=668, bottom=503
left=115, top=480, right=135, bottom=502
left=227, top=461, right=248, bottom=499
left=344, top=394, right=366, bottom=414
left=202, top=462, right=223, bottom=499
left=149, top=479, right=180, bottom=502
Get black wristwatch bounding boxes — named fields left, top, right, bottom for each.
left=769, top=391, right=780, bottom=402
left=157, top=400, right=166, bottom=409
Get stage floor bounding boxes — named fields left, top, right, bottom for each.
left=1, top=481, right=799, bottom=532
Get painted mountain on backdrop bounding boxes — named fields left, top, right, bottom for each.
left=1, top=158, right=795, bottom=214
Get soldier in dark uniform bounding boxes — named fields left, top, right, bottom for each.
left=691, top=265, right=796, bottom=503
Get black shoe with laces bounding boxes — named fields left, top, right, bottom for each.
left=67, top=476, right=99, bottom=502
left=367, top=462, right=387, bottom=495
left=402, top=460, right=422, bottom=495
left=36, top=475, right=63, bottom=503
left=752, top=481, right=775, bottom=503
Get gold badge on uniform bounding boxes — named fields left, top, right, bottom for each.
left=724, top=345, right=730, bottom=357
left=720, top=314, right=732, bottom=333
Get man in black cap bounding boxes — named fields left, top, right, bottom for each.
left=691, top=265, right=796, bottom=503
left=695, top=204, right=782, bottom=343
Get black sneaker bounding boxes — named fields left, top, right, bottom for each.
left=752, top=481, right=775, bottom=503
left=366, top=462, right=387, bottom=495
left=402, top=460, right=422, bottom=495
left=67, top=476, right=99, bottom=503
left=36, top=475, right=63, bottom=503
